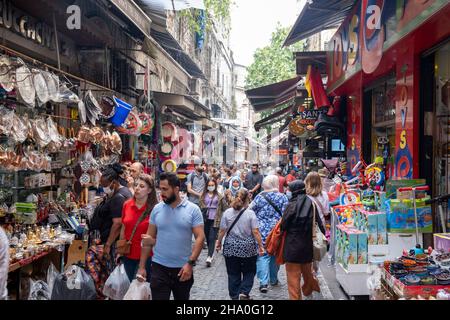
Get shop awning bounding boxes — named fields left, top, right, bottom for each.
left=245, top=76, right=306, bottom=113
left=258, top=120, right=290, bottom=142
left=153, top=91, right=209, bottom=120
left=109, top=0, right=152, bottom=39
left=150, top=30, right=205, bottom=79
left=295, top=51, right=327, bottom=75
left=284, top=0, right=357, bottom=47
left=138, top=0, right=205, bottom=12
left=254, top=104, right=294, bottom=131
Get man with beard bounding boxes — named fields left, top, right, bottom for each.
left=244, top=164, right=264, bottom=199
left=136, top=173, right=205, bottom=300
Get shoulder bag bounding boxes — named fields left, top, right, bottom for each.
left=222, top=208, right=258, bottom=258
left=116, top=205, right=152, bottom=256
left=201, top=196, right=215, bottom=221
left=261, top=193, right=282, bottom=216
left=312, top=202, right=327, bottom=261
left=266, top=219, right=286, bottom=265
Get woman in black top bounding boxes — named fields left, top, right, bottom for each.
left=90, top=164, right=132, bottom=261
left=281, top=180, right=325, bottom=300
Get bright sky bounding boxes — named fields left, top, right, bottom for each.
left=230, top=0, right=306, bottom=67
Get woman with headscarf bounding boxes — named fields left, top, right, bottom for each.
left=250, top=175, right=288, bottom=293
left=224, top=176, right=246, bottom=206
left=281, top=180, right=325, bottom=300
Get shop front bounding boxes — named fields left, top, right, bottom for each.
left=0, top=0, right=160, bottom=300
left=323, top=0, right=450, bottom=299
left=327, top=0, right=450, bottom=183
left=285, top=0, right=450, bottom=300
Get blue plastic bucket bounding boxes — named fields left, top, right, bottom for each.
left=111, top=96, right=132, bottom=126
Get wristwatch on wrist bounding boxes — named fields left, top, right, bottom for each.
left=187, top=259, right=196, bottom=266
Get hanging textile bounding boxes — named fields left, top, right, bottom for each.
left=305, top=65, right=330, bottom=109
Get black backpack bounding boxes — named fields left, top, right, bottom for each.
left=189, top=172, right=208, bottom=187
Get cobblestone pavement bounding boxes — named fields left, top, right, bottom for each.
left=190, top=247, right=347, bottom=300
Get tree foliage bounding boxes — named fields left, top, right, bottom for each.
left=245, top=24, right=304, bottom=90
left=245, top=24, right=305, bottom=133
left=180, top=0, right=234, bottom=34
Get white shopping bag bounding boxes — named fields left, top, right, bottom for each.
left=123, top=279, right=152, bottom=300
left=103, top=264, right=130, bottom=300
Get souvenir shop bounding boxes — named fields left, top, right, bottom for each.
left=319, top=0, right=450, bottom=299
left=152, top=91, right=223, bottom=185
left=0, top=42, right=158, bottom=299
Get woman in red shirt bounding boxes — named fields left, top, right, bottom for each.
left=118, top=174, right=158, bottom=282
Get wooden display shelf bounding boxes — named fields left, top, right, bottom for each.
left=8, top=262, right=21, bottom=273
left=8, top=249, right=53, bottom=273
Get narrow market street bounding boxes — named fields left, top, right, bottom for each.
left=191, top=247, right=347, bottom=300
left=0, top=0, right=450, bottom=306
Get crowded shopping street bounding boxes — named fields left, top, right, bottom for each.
left=0, top=0, right=450, bottom=305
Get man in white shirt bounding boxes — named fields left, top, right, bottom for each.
left=0, top=227, right=9, bottom=300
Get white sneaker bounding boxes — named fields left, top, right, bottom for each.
left=206, top=256, right=212, bottom=267
left=303, top=294, right=312, bottom=300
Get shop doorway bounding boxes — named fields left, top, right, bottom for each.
left=363, top=75, right=396, bottom=178
left=421, top=39, right=450, bottom=232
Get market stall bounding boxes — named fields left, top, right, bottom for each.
left=328, top=163, right=450, bottom=299
left=0, top=48, right=157, bottom=299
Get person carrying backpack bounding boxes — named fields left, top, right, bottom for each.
left=186, top=158, right=209, bottom=207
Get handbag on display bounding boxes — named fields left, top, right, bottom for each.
left=222, top=208, right=258, bottom=258
left=116, top=205, right=151, bottom=256
left=312, top=203, right=327, bottom=261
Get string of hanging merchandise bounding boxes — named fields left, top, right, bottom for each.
left=0, top=43, right=114, bottom=93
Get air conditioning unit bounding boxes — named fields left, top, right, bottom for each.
left=189, top=78, right=200, bottom=95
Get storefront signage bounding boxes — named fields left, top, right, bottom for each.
left=290, top=106, right=328, bottom=137
left=0, top=0, right=70, bottom=55
left=346, top=95, right=362, bottom=177
left=296, top=107, right=328, bottom=125
left=274, top=149, right=288, bottom=155
left=395, top=59, right=414, bottom=179
left=327, top=0, right=446, bottom=91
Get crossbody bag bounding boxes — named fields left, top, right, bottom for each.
left=201, top=196, right=215, bottom=221
left=223, top=208, right=258, bottom=258
left=312, top=202, right=327, bottom=261
left=116, top=205, right=152, bottom=256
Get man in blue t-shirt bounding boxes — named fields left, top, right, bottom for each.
left=136, top=173, right=205, bottom=300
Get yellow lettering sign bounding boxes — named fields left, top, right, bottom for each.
left=400, top=130, right=407, bottom=149
left=348, top=15, right=359, bottom=65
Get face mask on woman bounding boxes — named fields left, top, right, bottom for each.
left=207, top=186, right=215, bottom=192
left=286, top=191, right=292, bottom=199
left=103, top=182, right=114, bottom=196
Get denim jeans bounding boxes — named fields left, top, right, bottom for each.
left=224, top=256, right=257, bottom=300
left=256, top=253, right=280, bottom=286
left=121, top=256, right=152, bottom=282
left=204, top=219, right=218, bottom=257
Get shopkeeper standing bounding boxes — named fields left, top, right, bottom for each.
left=90, top=164, right=132, bottom=261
